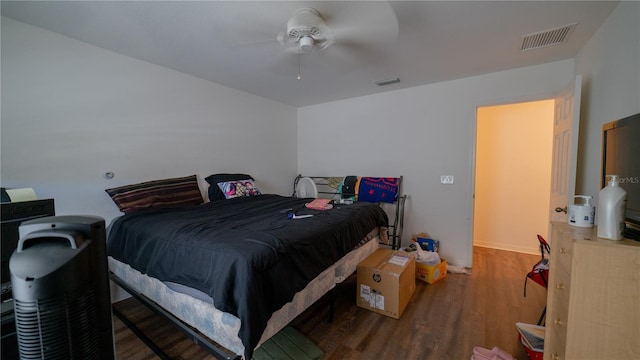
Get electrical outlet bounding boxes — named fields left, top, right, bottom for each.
left=440, top=175, right=454, bottom=185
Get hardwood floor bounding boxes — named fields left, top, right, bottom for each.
left=113, top=247, right=546, bottom=359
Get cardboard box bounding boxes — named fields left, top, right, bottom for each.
left=415, top=259, right=447, bottom=284
left=356, top=249, right=416, bottom=319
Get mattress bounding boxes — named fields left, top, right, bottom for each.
left=109, top=231, right=381, bottom=357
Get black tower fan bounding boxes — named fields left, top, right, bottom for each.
left=9, top=216, right=114, bottom=359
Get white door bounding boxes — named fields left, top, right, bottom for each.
left=549, top=75, right=582, bottom=226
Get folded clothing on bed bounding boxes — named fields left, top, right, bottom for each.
left=107, top=194, right=387, bottom=359
left=305, top=198, right=333, bottom=210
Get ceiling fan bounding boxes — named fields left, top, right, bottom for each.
left=214, top=2, right=399, bottom=75
left=276, top=8, right=335, bottom=53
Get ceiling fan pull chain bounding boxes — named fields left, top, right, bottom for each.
left=297, top=51, right=302, bottom=81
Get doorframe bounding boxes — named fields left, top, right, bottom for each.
left=466, top=93, right=559, bottom=267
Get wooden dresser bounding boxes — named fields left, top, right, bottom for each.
left=544, top=222, right=640, bottom=360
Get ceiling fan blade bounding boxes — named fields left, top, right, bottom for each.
left=320, top=1, right=399, bottom=46
left=210, top=2, right=295, bottom=47
left=321, top=42, right=385, bottom=67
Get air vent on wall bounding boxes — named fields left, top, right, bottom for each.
left=521, top=23, right=577, bottom=51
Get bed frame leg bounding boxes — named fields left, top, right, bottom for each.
left=328, top=287, right=336, bottom=323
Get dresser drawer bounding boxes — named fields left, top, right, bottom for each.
left=553, top=232, right=573, bottom=275
left=549, top=289, right=568, bottom=348
left=550, top=265, right=571, bottom=307
left=545, top=325, right=566, bottom=360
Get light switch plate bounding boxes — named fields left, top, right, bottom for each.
left=440, top=175, right=454, bottom=184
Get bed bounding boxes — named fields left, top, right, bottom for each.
left=106, top=185, right=389, bottom=359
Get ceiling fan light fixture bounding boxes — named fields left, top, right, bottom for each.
left=299, top=36, right=314, bottom=52
left=282, top=8, right=335, bottom=52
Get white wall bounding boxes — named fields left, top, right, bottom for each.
left=1, top=18, right=298, bottom=224
left=4, top=1, right=636, bottom=270
left=574, top=1, right=640, bottom=200
left=298, top=60, right=574, bottom=267
left=474, top=101, right=554, bottom=253
left=298, top=1, right=640, bottom=268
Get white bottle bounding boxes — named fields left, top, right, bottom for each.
left=597, top=175, right=627, bottom=240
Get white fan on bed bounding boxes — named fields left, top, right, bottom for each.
left=295, top=177, right=318, bottom=198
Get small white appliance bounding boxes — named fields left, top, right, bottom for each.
left=568, top=195, right=595, bottom=228
left=295, top=177, right=318, bottom=198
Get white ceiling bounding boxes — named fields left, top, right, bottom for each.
left=1, top=1, right=618, bottom=107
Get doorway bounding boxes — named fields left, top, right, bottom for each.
left=473, top=100, right=554, bottom=254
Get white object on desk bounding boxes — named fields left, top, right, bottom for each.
left=6, top=188, right=37, bottom=202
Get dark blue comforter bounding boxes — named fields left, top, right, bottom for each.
left=107, top=194, right=388, bottom=359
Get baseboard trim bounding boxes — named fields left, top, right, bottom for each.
left=473, top=242, right=539, bottom=255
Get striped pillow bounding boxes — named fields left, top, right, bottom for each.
left=106, top=175, right=203, bottom=214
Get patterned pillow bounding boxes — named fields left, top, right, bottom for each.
left=204, top=173, right=253, bottom=201
left=106, top=175, right=203, bottom=214
left=217, top=179, right=262, bottom=199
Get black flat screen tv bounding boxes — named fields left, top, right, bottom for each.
left=601, top=112, right=640, bottom=240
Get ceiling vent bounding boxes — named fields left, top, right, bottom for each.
left=375, top=77, right=400, bottom=86
left=521, top=23, right=577, bottom=51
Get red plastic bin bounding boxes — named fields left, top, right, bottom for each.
left=518, top=333, right=543, bottom=360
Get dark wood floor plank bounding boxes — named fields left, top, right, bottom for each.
left=113, top=247, right=546, bottom=359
